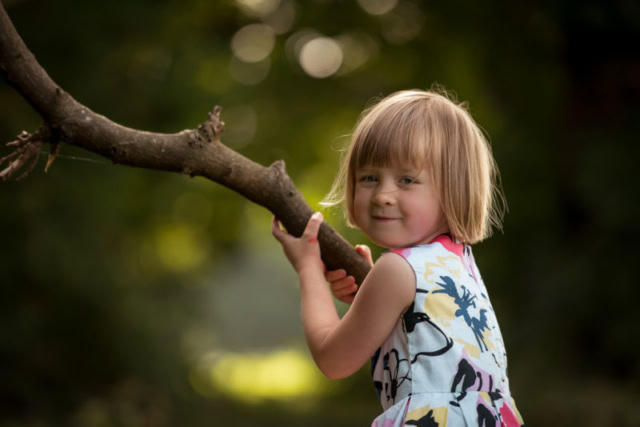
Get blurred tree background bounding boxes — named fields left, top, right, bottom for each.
left=1, top=0, right=639, bottom=425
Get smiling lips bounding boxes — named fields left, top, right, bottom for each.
left=372, top=215, right=400, bottom=221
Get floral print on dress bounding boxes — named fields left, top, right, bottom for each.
left=371, top=234, right=524, bottom=426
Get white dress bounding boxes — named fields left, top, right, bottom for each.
left=370, top=234, right=523, bottom=427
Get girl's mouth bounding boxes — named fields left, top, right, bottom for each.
left=372, top=216, right=399, bottom=222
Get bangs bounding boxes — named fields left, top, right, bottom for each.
left=349, top=99, right=429, bottom=172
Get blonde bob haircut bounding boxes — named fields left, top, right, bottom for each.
left=321, top=88, right=505, bottom=245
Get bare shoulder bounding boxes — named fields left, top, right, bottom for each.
left=356, top=251, right=416, bottom=311
left=327, top=251, right=417, bottom=378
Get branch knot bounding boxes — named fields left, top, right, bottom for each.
left=197, top=105, right=225, bottom=143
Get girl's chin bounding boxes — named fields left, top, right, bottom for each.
left=364, top=231, right=421, bottom=249
left=369, top=237, right=409, bottom=249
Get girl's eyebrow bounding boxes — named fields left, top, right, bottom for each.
left=356, top=167, right=376, bottom=173
left=390, top=168, right=419, bottom=175
left=399, top=165, right=426, bottom=174
left=356, top=167, right=420, bottom=175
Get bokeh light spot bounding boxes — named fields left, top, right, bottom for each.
left=154, top=225, right=205, bottom=272
left=336, top=32, right=379, bottom=74
left=231, top=24, right=276, bottom=63
left=235, top=0, right=281, bottom=17
left=357, top=0, right=398, bottom=16
left=285, top=29, right=321, bottom=65
left=298, top=37, right=343, bottom=78
left=263, top=0, right=297, bottom=34
left=193, top=349, right=329, bottom=402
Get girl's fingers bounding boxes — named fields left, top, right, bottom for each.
left=271, top=216, right=285, bottom=241
left=302, top=212, right=323, bottom=243
left=331, top=278, right=356, bottom=293
left=355, top=244, right=374, bottom=266
left=325, top=269, right=347, bottom=282
left=334, top=284, right=358, bottom=298
left=272, top=216, right=293, bottom=243
left=331, top=276, right=357, bottom=291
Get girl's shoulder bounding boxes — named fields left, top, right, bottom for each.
left=360, top=247, right=416, bottom=313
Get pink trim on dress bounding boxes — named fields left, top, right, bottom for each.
left=500, top=403, right=521, bottom=427
left=389, top=247, right=412, bottom=259
left=430, top=234, right=464, bottom=258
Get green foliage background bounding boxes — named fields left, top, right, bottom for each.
left=1, top=0, right=639, bottom=425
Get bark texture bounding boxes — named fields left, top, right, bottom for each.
left=0, top=2, right=371, bottom=285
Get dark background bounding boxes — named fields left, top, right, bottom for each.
left=1, top=0, right=639, bottom=425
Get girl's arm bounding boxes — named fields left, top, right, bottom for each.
left=272, top=213, right=415, bottom=380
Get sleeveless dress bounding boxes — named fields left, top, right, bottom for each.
left=371, top=235, right=524, bottom=427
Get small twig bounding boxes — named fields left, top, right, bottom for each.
left=15, top=146, right=41, bottom=181
left=0, top=127, right=48, bottom=181
left=0, top=147, right=20, bottom=165
left=44, top=140, right=60, bottom=173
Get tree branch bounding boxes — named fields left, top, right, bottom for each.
left=0, top=1, right=371, bottom=285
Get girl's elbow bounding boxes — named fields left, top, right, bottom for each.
left=320, top=367, right=349, bottom=381
left=316, top=358, right=356, bottom=380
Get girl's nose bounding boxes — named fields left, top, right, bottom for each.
left=372, top=186, right=397, bottom=205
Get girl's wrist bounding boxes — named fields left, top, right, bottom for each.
left=298, top=262, right=325, bottom=283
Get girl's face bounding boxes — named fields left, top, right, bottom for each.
left=353, top=165, right=449, bottom=249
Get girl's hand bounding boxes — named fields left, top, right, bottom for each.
left=272, top=212, right=325, bottom=275
left=326, top=244, right=373, bottom=304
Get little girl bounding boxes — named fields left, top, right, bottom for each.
left=272, top=89, right=524, bottom=426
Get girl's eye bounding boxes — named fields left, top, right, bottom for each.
left=359, top=175, right=377, bottom=183
left=399, top=176, right=415, bottom=185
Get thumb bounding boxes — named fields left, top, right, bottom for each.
left=356, top=244, right=374, bottom=266
left=302, top=212, right=323, bottom=243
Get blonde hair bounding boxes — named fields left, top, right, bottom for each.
left=321, top=88, right=505, bottom=244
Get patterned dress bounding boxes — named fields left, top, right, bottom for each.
left=371, top=235, right=524, bottom=427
